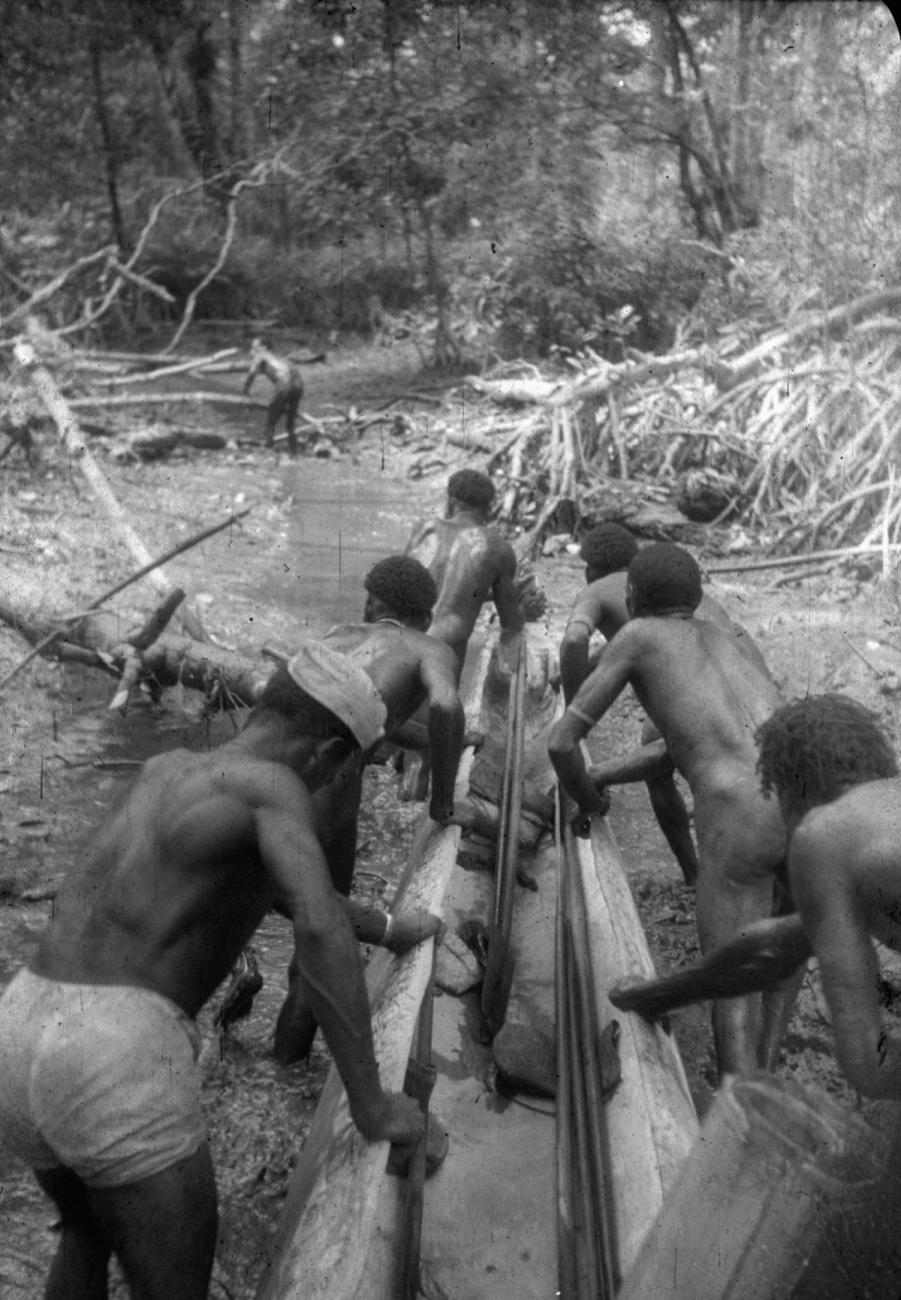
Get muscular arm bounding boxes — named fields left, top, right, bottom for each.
left=792, top=823, right=901, bottom=1098
left=559, top=619, right=593, bottom=705
left=420, top=646, right=465, bottom=824
left=548, top=633, right=635, bottom=818
left=609, top=915, right=812, bottom=1016
left=254, top=771, right=396, bottom=1136
left=243, top=358, right=262, bottom=394
left=589, top=739, right=674, bottom=786
left=491, top=544, right=526, bottom=645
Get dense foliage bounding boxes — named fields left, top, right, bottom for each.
left=0, top=2, right=898, bottom=364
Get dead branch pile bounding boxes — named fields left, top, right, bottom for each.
left=457, top=289, right=901, bottom=554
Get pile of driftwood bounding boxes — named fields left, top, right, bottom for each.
left=462, top=288, right=901, bottom=557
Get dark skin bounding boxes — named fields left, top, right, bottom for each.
left=22, top=714, right=432, bottom=1300
left=549, top=581, right=794, bottom=1080
left=612, top=778, right=901, bottom=1100
left=405, top=492, right=524, bottom=675
left=560, top=566, right=771, bottom=885
left=243, top=338, right=304, bottom=456
left=273, top=594, right=465, bottom=1063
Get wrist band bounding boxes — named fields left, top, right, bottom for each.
left=382, top=911, right=395, bottom=945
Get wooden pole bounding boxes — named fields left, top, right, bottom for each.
left=705, top=542, right=901, bottom=575
left=481, top=638, right=527, bottom=1039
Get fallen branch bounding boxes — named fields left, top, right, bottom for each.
left=555, top=348, right=711, bottom=407
left=464, top=375, right=561, bottom=406
left=70, top=391, right=266, bottom=411
left=0, top=246, right=116, bottom=332
left=713, top=289, right=901, bottom=392
left=0, top=572, right=270, bottom=706
left=13, top=329, right=209, bottom=640
left=92, top=348, right=238, bottom=387
left=705, top=542, right=901, bottom=575
left=0, top=507, right=250, bottom=691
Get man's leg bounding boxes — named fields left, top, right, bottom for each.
left=35, top=1165, right=112, bottom=1300
left=264, top=391, right=287, bottom=448
left=274, top=774, right=361, bottom=1065
left=85, top=1146, right=217, bottom=1300
left=757, top=881, right=807, bottom=1070
left=645, top=772, right=699, bottom=885
left=694, top=867, right=774, bottom=1078
left=284, top=389, right=301, bottom=456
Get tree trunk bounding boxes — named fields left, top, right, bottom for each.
left=0, top=571, right=269, bottom=708
left=89, top=40, right=128, bottom=255
left=227, top=0, right=246, bottom=159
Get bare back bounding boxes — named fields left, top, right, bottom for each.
left=406, top=517, right=519, bottom=660
left=323, top=619, right=459, bottom=733
left=571, top=571, right=763, bottom=662
left=623, top=617, right=781, bottom=791
left=31, top=748, right=330, bottom=1015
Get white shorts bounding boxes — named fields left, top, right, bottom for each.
left=0, top=968, right=206, bottom=1188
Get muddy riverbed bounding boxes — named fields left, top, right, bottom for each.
left=2, top=338, right=901, bottom=1295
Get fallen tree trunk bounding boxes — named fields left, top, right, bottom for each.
left=712, top=288, right=901, bottom=393
left=70, top=391, right=266, bottom=411
left=92, top=348, right=239, bottom=387
left=14, top=332, right=208, bottom=639
left=0, top=573, right=270, bottom=707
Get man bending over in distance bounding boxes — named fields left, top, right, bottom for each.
left=244, top=337, right=305, bottom=456
left=0, top=650, right=437, bottom=1300
left=549, top=542, right=794, bottom=1081
left=559, top=521, right=772, bottom=884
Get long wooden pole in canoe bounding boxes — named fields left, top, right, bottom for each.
left=255, top=638, right=495, bottom=1300
left=481, top=637, right=527, bottom=1039
left=563, top=816, right=700, bottom=1278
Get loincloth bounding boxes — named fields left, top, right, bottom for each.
left=0, top=968, right=206, bottom=1188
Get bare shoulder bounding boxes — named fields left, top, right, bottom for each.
left=406, top=517, right=434, bottom=549
left=487, top=528, right=517, bottom=565
left=166, top=747, right=311, bottom=820
left=413, top=628, right=458, bottom=670
left=220, top=752, right=311, bottom=812
left=788, top=801, right=859, bottom=898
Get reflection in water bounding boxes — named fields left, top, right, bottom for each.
left=243, top=461, right=429, bottom=636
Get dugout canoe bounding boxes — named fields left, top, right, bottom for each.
left=257, top=631, right=699, bottom=1299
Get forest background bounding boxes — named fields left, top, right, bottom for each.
left=2, top=0, right=900, bottom=551
left=0, top=0, right=896, bottom=359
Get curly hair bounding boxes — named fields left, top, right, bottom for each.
left=251, top=666, right=354, bottom=743
left=579, top=522, right=639, bottom=576
left=627, top=542, right=702, bottom=614
left=365, top=555, right=437, bottom=622
left=756, top=694, right=898, bottom=804
left=448, top=468, right=495, bottom=509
